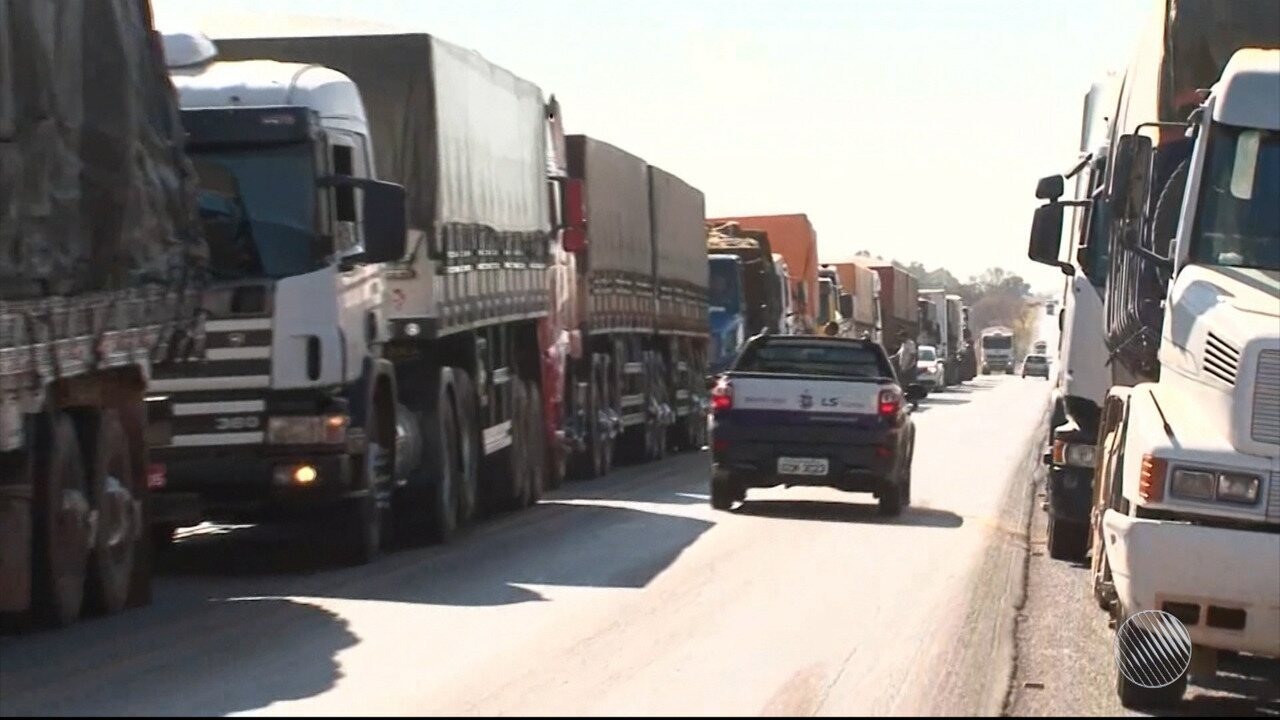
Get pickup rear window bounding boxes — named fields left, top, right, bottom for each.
left=735, top=340, right=892, bottom=379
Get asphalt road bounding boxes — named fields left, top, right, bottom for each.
left=1, top=375, right=1051, bottom=717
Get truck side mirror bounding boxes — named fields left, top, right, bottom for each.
left=1108, top=133, right=1153, bottom=221
left=1028, top=203, right=1071, bottom=276
left=839, top=293, right=854, bottom=319
left=360, top=180, right=408, bottom=263
left=1035, top=175, right=1065, bottom=201
left=562, top=178, right=587, bottom=253
left=319, top=176, right=407, bottom=263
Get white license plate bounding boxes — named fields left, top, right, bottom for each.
left=777, top=457, right=829, bottom=476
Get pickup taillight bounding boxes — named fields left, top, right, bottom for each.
left=878, top=388, right=901, bottom=418
left=711, top=379, right=733, bottom=413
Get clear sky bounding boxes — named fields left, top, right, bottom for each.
left=154, top=0, right=1151, bottom=293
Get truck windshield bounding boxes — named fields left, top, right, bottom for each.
left=982, top=336, right=1013, bottom=350
left=736, top=340, right=892, bottom=379
left=190, top=143, right=322, bottom=280
left=918, top=347, right=936, bottom=362
left=709, top=260, right=742, bottom=312
left=1191, top=126, right=1280, bottom=271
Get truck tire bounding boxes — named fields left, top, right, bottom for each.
left=81, top=410, right=138, bottom=615
left=451, top=369, right=480, bottom=523
left=114, top=397, right=153, bottom=610
left=584, top=354, right=614, bottom=479
left=423, top=369, right=462, bottom=542
left=645, top=352, right=669, bottom=463
left=32, top=413, right=91, bottom=627
left=330, top=397, right=389, bottom=561
left=1046, top=515, right=1088, bottom=562
left=520, top=378, right=547, bottom=507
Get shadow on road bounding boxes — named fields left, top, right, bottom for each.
left=0, top=597, right=354, bottom=717
left=1171, top=653, right=1280, bottom=717
left=156, top=500, right=713, bottom=608
left=732, top=500, right=964, bottom=528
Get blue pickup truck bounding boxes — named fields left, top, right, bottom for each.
left=708, top=335, right=923, bottom=515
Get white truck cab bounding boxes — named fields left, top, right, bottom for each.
left=148, top=30, right=406, bottom=558
left=1098, top=48, right=1280, bottom=700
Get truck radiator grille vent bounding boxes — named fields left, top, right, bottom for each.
left=1253, top=350, right=1280, bottom=446
left=1203, top=333, right=1240, bottom=386
left=1267, top=471, right=1280, bottom=525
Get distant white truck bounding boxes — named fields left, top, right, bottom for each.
left=979, top=327, right=1015, bottom=374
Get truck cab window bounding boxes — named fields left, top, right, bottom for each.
left=333, top=144, right=357, bottom=221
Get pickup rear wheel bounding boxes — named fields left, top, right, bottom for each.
left=32, top=413, right=91, bottom=627
left=710, top=472, right=736, bottom=511
left=878, top=479, right=903, bottom=517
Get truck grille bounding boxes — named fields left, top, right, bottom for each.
left=1252, top=350, right=1280, bottom=446
left=150, top=315, right=273, bottom=448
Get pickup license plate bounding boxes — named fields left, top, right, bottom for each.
left=778, top=457, right=829, bottom=476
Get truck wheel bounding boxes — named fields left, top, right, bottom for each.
left=1046, top=515, right=1088, bottom=562
left=425, top=370, right=462, bottom=542
left=710, top=472, right=736, bottom=511
left=451, top=370, right=480, bottom=523
left=499, top=376, right=535, bottom=509
left=335, top=481, right=382, bottom=566
left=336, top=400, right=393, bottom=564
left=521, top=379, right=548, bottom=507
left=82, top=410, right=138, bottom=615
left=877, top=479, right=903, bottom=517
left=585, top=355, right=614, bottom=479
left=32, top=413, right=91, bottom=627
left=645, top=353, right=669, bottom=462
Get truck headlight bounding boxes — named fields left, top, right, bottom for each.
left=267, top=415, right=348, bottom=445
left=1217, top=473, right=1260, bottom=505
left=1064, top=444, right=1095, bottom=469
left=1170, top=468, right=1216, bottom=501
left=1052, top=440, right=1096, bottom=469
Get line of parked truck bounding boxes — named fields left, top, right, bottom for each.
left=0, top=0, right=1013, bottom=634
left=1027, top=0, right=1278, bottom=708
left=1, top=1, right=714, bottom=628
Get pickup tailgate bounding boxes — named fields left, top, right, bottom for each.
left=721, top=372, right=889, bottom=443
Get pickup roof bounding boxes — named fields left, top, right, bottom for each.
left=709, top=335, right=920, bottom=515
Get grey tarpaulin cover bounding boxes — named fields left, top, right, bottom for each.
left=213, top=33, right=550, bottom=238
left=0, top=0, right=205, bottom=300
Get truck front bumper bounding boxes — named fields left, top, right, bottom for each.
left=152, top=449, right=354, bottom=522
left=1046, top=466, right=1092, bottom=522
left=1103, top=510, right=1280, bottom=657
